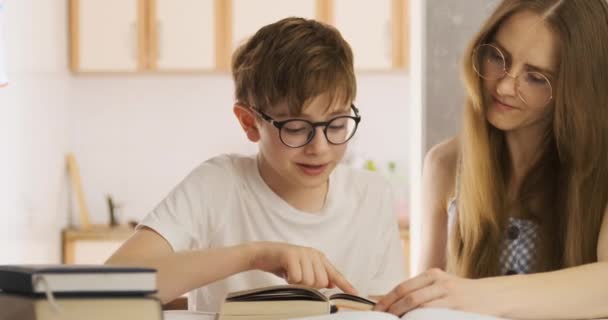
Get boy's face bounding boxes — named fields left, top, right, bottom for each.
left=255, top=94, right=352, bottom=190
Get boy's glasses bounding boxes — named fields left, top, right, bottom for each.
left=252, top=105, right=361, bottom=148
left=472, top=43, right=553, bottom=108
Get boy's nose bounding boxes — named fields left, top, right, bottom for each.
left=303, top=127, right=330, bottom=154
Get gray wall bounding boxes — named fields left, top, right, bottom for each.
left=423, top=0, right=497, bottom=152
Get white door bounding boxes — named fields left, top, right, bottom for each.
left=75, top=0, right=142, bottom=72
left=334, top=0, right=393, bottom=70
left=154, top=0, right=215, bottom=70
left=232, top=0, right=317, bottom=53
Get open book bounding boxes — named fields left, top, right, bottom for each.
left=169, top=309, right=509, bottom=320
left=218, top=285, right=376, bottom=320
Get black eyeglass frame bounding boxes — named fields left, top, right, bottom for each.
left=251, top=104, right=362, bottom=148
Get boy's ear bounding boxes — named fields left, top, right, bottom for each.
left=233, top=104, right=261, bottom=142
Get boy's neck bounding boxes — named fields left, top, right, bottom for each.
left=257, top=157, right=329, bottom=214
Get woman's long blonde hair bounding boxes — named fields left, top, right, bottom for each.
left=448, top=0, right=608, bottom=278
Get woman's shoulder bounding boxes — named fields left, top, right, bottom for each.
left=425, top=137, right=459, bottom=177
left=424, top=137, right=460, bottom=203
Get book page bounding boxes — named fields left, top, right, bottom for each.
left=292, top=311, right=398, bottom=320
left=163, top=310, right=218, bottom=320
left=289, top=308, right=509, bottom=320
left=401, top=308, right=508, bottom=320
left=228, top=285, right=326, bottom=302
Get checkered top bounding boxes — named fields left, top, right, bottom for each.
left=447, top=199, right=540, bottom=275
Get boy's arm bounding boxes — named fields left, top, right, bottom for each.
left=106, top=228, right=252, bottom=304
left=106, top=228, right=357, bottom=304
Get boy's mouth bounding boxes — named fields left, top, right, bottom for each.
left=296, top=163, right=328, bottom=176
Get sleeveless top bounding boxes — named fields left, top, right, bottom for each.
left=447, top=200, right=540, bottom=275
left=447, top=160, right=540, bottom=275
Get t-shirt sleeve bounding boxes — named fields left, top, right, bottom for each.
left=137, top=159, right=232, bottom=252
left=368, top=185, right=407, bottom=295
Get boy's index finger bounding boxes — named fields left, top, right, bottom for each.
left=329, top=274, right=357, bottom=295
left=325, top=262, right=358, bottom=295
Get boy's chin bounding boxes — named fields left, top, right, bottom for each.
left=290, top=171, right=331, bottom=189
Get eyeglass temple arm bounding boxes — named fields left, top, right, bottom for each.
left=250, top=107, right=274, bottom=122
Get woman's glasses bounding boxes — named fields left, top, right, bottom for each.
left=473, top=44, right=553, bottom=108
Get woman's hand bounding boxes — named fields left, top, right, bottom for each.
left=373, top=268, right=503, bottom=317
left=247, top=242, right=358, bottom=295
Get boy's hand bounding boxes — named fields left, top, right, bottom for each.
left=247, top=242, right=358, bottom=295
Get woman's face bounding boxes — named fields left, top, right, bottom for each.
left=482, top=10, right=560, bottom=134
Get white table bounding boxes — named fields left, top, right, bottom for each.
left=163, top=309, right=503, bottom=320
left=294, top=309, right=507, bottom=320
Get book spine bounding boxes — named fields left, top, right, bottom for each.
left=0, top=271, right=34, bottom=294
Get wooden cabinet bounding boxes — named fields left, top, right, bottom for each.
left=334, top=0, right=392, bottom=70
left=62, top=225, right=134, bottom=264
left=69, top=0, right=408, bottom=73
left=149, top=0, right=216, bottom=71
left=229, top=0, right=409, bottom=71
left=333, top=0, right=408, bottom=70
left=231, top=0, right=317, bottom=52
left=70, top=0, right=146, bottom=72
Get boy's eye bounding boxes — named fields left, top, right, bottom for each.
left=283, top=121, right=310, bottom=134
left=327, top=118, right=349, bottom=130
left=284, top=127, right=308, bottom=134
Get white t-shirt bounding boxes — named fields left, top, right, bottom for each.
left=139, top=154, right=405, bottom=312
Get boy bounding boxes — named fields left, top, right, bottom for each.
left=106, top=17, right=405, bottom=312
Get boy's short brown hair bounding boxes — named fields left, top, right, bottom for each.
left=232, top=17, right=356, bottom=115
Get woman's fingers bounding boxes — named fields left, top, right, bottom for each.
left=386, top=283, right=447, bottom=316
left=374, top=268, right=445, bottom=312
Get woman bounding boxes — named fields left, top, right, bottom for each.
left=375, top=0, right=608, bottom=318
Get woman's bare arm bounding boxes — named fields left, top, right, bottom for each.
left=417, top=138, right=459, bottom=273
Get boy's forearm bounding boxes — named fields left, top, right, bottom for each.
left=488, top=262, right=608, bottom=319
left=107, top=243, right=256, bottom=304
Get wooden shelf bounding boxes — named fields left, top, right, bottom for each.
left=399, top=226, right=410, bottom=277
left=163, top=296, right=188, bottom=310
left=62, top=225, right=135, bottom=264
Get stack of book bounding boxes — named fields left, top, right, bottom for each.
left=0, top=265, right=161, bottom=320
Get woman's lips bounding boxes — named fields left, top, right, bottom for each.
left=492, top=97, right=519, bottom=112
